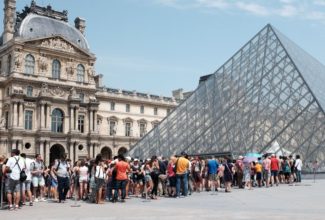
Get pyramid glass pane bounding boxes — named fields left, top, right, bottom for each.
left=129, top=25, right=325, bottom=171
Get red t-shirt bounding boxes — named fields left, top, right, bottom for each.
left=270, top=158, right=279, bottom=171
left=115, top=161, right=130, bottom=180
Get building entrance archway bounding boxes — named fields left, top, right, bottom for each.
left=50, top=144, right=65, bottom=165
left=118, top=147, right=128, bottom=156
left=101, top=147, right=112, bottom=160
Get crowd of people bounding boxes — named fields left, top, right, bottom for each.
left=0, top=149, right=303, bottom=211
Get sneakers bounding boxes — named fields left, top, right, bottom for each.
left=34, top=198, right=39, bottom=202
left=29, top=202, right=33, bottom=206
left=40, top=198, right=47, bottom=202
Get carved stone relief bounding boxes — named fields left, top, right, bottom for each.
left=41, top=38, right=76, bottom=53
left=38, top=56, right=48, bottom=72
left=13, top=52, right=22, bottom=71
left=50, top=86, right=66, bottom=97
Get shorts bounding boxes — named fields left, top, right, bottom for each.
left=168, top=176, right=176, bottom=187
left=208, top=174, right=217, bottom=181
left=95, top=178, right=105, bottom=189
left=6, top=178, right=21, bottom=193
left=271, top=170, right=278, bottom=177
left=22, top=180, right=32, bottom=191
left=256, top=172, right=262, bottom=181
left=145, top=175, right=152, bottom=182
left=193, top=172, right=202, bottom=182
left=32, top=176, right=45, bottom=187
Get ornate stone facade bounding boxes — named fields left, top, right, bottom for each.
left=0, top=1, right=178, bottom=164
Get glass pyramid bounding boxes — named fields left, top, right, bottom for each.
left=129, top=24, right=325, bottom=171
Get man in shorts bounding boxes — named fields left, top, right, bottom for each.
left=20, top=153, right=33, bottom=206
left=31, top=154, right=46, bottom=202
left=5, top=149, right=25, bottom=210
left=207, top=157, right=219, bottom=191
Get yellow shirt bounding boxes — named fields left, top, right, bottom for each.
left=255, top=163, right=262, bottom=173
left=176, top=157, right=189, bottom=174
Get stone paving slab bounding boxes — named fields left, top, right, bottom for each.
left=0, top=179, right=324, bottom=220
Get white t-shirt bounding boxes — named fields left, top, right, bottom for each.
left=6, top=156, right=26, bottom=181
left=295, top=159, right=303, bottom=171
left=79, top=166, right=89, bottom=181
left=25, top=158, right=34, bottom=181
left=95, top=166, right=105, bottom=179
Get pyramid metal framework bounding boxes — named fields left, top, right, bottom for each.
left=129, top=24, right=325, bottom=171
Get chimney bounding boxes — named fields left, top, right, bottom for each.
left=3, top=0, right=16, bottom=44
left=74, top=17, right=86, bottom=35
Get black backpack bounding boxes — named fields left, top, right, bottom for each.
left=14, top=157, right=27, bottom=182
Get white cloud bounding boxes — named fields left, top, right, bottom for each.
left=196, top=0, right=229, bottom=9
left=235, top=2, right=270, bottom=16
left=154, top=0, right=325, bottom=24
left=276, top=4, right=298, bottom=17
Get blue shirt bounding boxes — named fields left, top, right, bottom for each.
left=207, top=159, right=219, bottom=174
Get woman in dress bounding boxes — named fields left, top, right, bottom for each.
left=223, top=158, right=235, bottom=192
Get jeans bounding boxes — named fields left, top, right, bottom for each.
left=296, top=170, right=302, bottom=182
left=176, top=173, right=188, bottom=197
left=57, top=176, right=69, bottom=202
left=114, top=180, right=127, bottom=200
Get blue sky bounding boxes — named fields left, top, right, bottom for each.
left=3, top=0, right=325, bottom=96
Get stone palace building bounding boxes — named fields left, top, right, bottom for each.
left=0, top=0, right=179, bottom=165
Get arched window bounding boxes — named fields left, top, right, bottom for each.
left=52, top=59, right=61, bottom=79
left=77, top=64, right=85, bottom=82
left=51, top=108, right=64, bottom=133
left=24, top=54, right=35, bottom=75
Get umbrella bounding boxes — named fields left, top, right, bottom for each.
left=245, top=152, right=262, bottom=158
left=243, top=156, right=258, bottom=164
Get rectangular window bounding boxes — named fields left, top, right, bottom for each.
left=125, top=122, right=131, bottom=136
left=139, top=123, right=146, bottom=137
left=140, top=105, right=144, bottom=114
left=167, top=108, right=171, bottom=115
left=109, top=121, right=116, bottom=136
left=126, top=104, right=130, bottom=112
left=154, top=107, right=158, bottom=115
left=24, top=110, right=33, bottom=130
left=79, top=93, right=84, bottom=103
left=110, top=102, right=115, bottom=111
left=27, top=86, right=33, bottom=97
left=78, top=115, right=85, bottom=133
left=153, top=123, right=158, bottom=128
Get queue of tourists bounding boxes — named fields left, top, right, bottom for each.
left=0, top=149, right=303, bottom=211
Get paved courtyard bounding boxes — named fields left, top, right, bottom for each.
left=1, top=179, right=324, bottom=220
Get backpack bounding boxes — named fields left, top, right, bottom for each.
left=14, top=157, right=27, bottom=182
left=283, top=161, right=290, bottom=173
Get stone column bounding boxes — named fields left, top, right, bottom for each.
left=19, top=102, right=24, bottom=128
left=13, top=102, right=17, bottom=128
left=94, top=111, right=98, bottom=133
left=47, top=105, right=51, bottom=130
left=74, top=142, right=78, bottom=162
left=69, top=142, right=73, bottom=160
left=75, top=109, right=78, bottom=132
left=70, top=107, right=74, bottom=132
left=45, top=142, right=50, bottom=166
left=40, top=104, right=45, bottom=129
left=89, top=110, right=93, bottom=133
left=39, top=141, right=44, bottom=159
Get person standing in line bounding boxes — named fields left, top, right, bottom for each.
left=31, top=154, right=46, bottom=202
left=79, top=160, right=89, bottom=200
left=20, top=153, right=33, bottom=206
left=207, top=157, right=219, bottom=191
left=174, top=152, right=190, bottom=198
left=5, top=149, right=25, bottom=210
left=52, top=153, right=70, bottom=203
left=262, top=155, right=271, bottom=187
left=270, top=155, right=279, bottom=186
left=95, top=155, right=106, bottom=204
left=114, top=154, right=130, bottom=202
left=295, top=155, right=303, bottom=183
